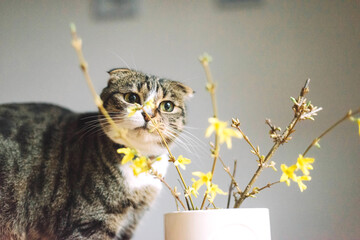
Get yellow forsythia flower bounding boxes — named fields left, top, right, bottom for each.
left=296, top=175, right=312, bottom=192
left=117, top=148, right=137, bottom=164
left=296, top=154, right=314, bottom=175
left=131, top=156, right=150, bottom=176
left=144, top=98, right=155, bottom=109
left=127, top=106, right=139, bottom=117
left=205, top=117, right=242, bottom=149
left=206, top=184, right=227, bottom=203
left=191, top=171, right=212, bottom=191
left=205, top=118, right=227, bottom=137
left=220, top=127, right=242, bottom=149
left=280, top=164, right=298, bottom=186
left=174, top=155, right=191, bottom=170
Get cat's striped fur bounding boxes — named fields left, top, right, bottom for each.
left=0, top=69, right=193, bottom=239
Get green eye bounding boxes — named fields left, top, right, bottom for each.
left=160, top=101, right=175, bottom=112
left=124, top=93, right=141, bottom=104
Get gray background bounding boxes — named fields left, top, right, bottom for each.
left=1, top=0, right=359, bottom=239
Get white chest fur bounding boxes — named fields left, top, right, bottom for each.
left=119, top=154, right=169, bottom=191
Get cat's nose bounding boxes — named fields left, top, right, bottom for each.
left=141, top=112, right=152, bottom=122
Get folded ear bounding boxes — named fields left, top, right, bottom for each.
left=175, top=82, right=194, bottom=100
left=107, top=68, right=134, bottom=85
left=107, top=68, right=132, bottom=75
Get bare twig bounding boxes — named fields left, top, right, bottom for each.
left=199, top=55, right=220, bottom=210
left=247, top=181, right=281, bottom=198
left=232, top=118, right=263, bottom=163
left=70, top=24, right=135, bottom=151
left=258, top=181, right=280, bottom=192
left=218, top=157, right=242, bottom=195
left=226, top=160, right=237, bottom=208
left=303, top=108, right=360, bottom=156
left=234, top=80, right=311, bottom=208
left=140, top=106, right=195, bottom=210
left=70, top=24, right=192, bottom=210
left=152, top=171, right=187, bottom=210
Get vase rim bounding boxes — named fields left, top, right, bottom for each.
left=165, top=208, right=269, bottom=216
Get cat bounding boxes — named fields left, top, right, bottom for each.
left=0, top=68, right=193, bottom=240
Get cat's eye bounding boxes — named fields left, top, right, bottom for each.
left=159, top=101, right=175, bottom=112
left=124, top=93, right=141, bottom=104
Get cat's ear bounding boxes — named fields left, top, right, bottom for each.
left=175, top=82, right=194, bottom=100
left=107, top=68, right=133, bottom=76
left=107, top=68, right=133, bottom=84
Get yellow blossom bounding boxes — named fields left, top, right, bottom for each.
left=206, top=184, right=227, bottom=203
left=144, top=98, right=155, bottom=109
left=280, top=164, right=298, bottom=186
left=117, top=148, right=137, bottom=164
left=174, top=155, right=191, bottom=170
left=131, top=156, right=150, bottom=176
left=205, top=118, right=227, bottom=137
left=296, top=154, right=314, bottom=175
left=357, top=119, right=360, bottom=136
left=127, top=104, right=141, bottom=117
left=296, top=175, right=312, bottom=192
left=219, top=127, right=242, bottom=149
left=205, top=117, right=242, bottom=149
left=191, top=171, right=212, bottom=191
left=154, top=156, right=162, bottom=162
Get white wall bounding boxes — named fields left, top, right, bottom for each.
left=1, top=1, right=359, bottom=239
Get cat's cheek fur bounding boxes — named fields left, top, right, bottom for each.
left=119, top=154, right=169, bottom=191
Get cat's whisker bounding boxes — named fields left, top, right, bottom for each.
left=80, top=123, right=104, bottom=138
left=179, top=129, right=208, bottom=147
left=167, top=127, right=209, bottom=156
left=84, top=119, right=102, bottom=125
left=73, top=125, right=100, bottom=141
left=162, top=130, right=193, bottom=153
left=0, top=67, right=195, bottom=237
left=166, top=128, right=199, bottom=152
left=130, top=52, right=138, bottom=72
left=169, top=125, right=205, bottom=146
left=111, top=52, right=135, bottom=72
left=182, top=125, right=201, bottom=130
left=80, top=115, right=101, bottom=120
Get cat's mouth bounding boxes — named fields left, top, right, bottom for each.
left=134, top=121, right=153, bottom=131
left=135, top=123, right=148, bottom=130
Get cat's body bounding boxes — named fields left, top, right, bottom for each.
left=0, top=69, right=193, bottom=239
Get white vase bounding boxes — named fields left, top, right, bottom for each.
left=164, top=208, right=271, bottom=240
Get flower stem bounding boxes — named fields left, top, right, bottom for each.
left=234, top=80, right=313, bottom=207
left=141, top=107, right=195, bottom=210
left=234, top=114, right=301, bottom=208
left=152, top=171, right=187, bottom=210
left=199, top=59, right=220, bottom=210
left=232, top=123, right=263, bottom=163
left=70, top=24, right=134, bottom=150
left=257, top=181, right=280, bottom=193
left=303, top=108, right=360, bottom=157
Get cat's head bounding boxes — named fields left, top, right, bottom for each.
left=100, top=68, right=193, bottom=156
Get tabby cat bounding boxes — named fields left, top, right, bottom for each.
left=0, top=68, right=193, bottom=239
